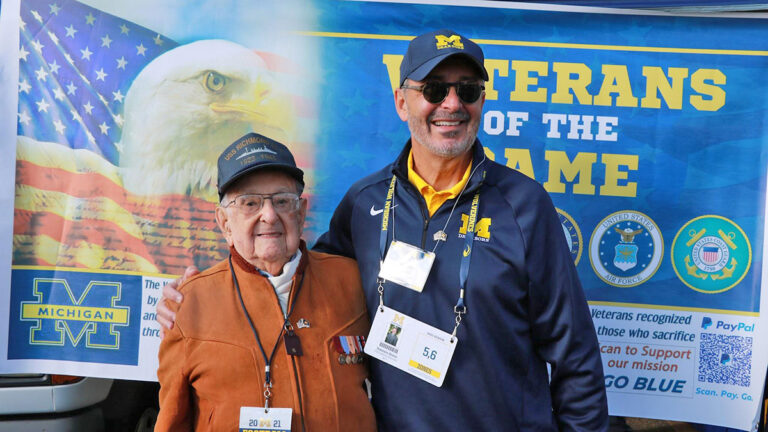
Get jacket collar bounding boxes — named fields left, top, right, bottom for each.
left=391, top=138, right=487, bottom=194
left=230, top=240, right=309, bottom=277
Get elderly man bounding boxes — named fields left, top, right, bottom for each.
left=159, top=30, right=608, bottom=431
left=155, top=132, right=375, bottom=431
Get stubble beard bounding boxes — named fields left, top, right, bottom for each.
left=408, top=111, right=478, bottom=159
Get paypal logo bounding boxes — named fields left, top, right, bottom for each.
left=701, top=317, right=712, bottom=329
left=715, top=319, right=755, bottom=333
left=720, top=353, right=731, bottom=365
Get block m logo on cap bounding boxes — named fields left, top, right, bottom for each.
left=435, top=35, right=464, bottom=50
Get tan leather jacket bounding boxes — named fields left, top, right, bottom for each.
left=156, top=245, right=376, bottom=431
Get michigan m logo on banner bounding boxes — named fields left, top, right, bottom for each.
left=9, top=269, right=141, bottom=365
left=435, top=35, right=464, bottom=50
left=21, top=278, right=129, bottom=349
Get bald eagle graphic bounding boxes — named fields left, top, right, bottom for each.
left=14, top=40, right=301, bottom=274
left=120, top=39, right=295, bottom=202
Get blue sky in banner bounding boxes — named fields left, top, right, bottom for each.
left=308, top=2, right=768, bottom=313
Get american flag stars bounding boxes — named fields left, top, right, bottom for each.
left=18, top=111, right=32, bottom=126
left=16, top=0, right=177, bottom=161
left=48, top=59, right=61, bottom=74
left=19, top=80, right=32, bottom=94
left=80, top=46, right=92, bottom=60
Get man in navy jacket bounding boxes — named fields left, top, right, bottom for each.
left=159, top=29, right=609, bottom=431
left=314, top=29, right=608, bottom=431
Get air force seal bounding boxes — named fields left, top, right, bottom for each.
left=671, top=215, right=751, bottom=293
left=589, top=210, right=663, bottom=287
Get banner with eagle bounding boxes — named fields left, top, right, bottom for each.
left=0, top=0, right=767, bottom=429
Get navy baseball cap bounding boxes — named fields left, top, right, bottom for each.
left=217, top=132, right=304, bottom=201
left=399, top=29, right=489, bottom=86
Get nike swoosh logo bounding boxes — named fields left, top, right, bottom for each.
left=370, top=204, right=397, bottom=216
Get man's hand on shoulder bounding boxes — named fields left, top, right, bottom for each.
left=157, top=266, right=199, bottom=338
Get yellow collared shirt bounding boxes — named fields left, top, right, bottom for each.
left=407, top=151, right=471, bottom=217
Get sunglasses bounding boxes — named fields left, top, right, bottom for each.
left=401, top=81, right=485, bottom=105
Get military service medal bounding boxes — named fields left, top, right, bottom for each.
left=333, top=335, right=366, bottom=365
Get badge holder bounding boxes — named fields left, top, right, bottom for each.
left=240, top=403, right=292, bottom=432
left=365, top=304, right=458, bottom=387
left=378, top=240, right=435, bottom=292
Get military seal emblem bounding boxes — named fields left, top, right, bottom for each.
left=671, top=215, right=751, bottom=293
left=589, top=210, right=663, bottom=287
left=557, top=208, right=583, bottom=265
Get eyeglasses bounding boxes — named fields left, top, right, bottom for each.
left=222, top=192, right=301, bottom=215
left=400, top=81, right=485, bottom=105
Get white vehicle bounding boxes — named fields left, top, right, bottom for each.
left=0, top=375, right=157, bottom=431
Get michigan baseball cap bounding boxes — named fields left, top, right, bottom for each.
left=217, top=132, right=304, bottom=201
left=399, top=29, right=489, bottom=86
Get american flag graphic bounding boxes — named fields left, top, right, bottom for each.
left=17, top=0, right=177, bottom=162
left=14, top=0, right=315, bottom=275
left=14, top=0, right=226, bottom=275
left=701, top=245, right=720, bottom=265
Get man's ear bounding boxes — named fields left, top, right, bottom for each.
left=215, top=206, right=234, bottom=246
left=394, top=87, right=409, bottom=122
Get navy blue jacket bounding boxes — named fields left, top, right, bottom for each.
left=314, top=141, right=608, bottom=431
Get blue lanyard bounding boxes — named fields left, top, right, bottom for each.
left=378, top=175, right=398, bottom=261
left=376, top=175, right=478, bottom=339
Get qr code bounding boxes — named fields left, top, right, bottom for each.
left=698, top=333, right=752, bottom=387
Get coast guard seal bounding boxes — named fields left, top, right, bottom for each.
left=589, top=210, right=663, bottom=287
left=671, top=215, right=751, bottom=293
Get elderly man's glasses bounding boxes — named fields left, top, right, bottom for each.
left=222, top=192, right=301, bottom=215
left=401, top=81, right=485, bottom=105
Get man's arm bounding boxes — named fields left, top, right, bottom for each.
left=523, top=191, right=609, bottom=431
left=155, top=306, right=193, bottom=431
left=156, top=266, right=198, bottom=335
